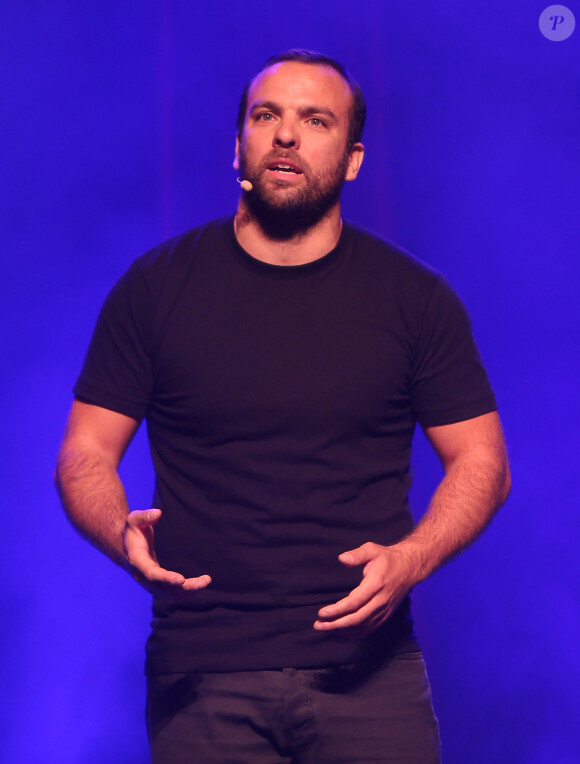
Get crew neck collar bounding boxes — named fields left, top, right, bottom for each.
left=225, top=215, right=350, bottom=280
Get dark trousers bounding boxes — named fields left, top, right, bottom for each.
left=146, top=651, right=441, bottom=763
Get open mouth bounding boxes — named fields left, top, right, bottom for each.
left=268, top=162, right=303, bottom=175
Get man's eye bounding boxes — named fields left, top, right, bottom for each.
left=309, top=118, right=326, bottom=127
left=258, top=112, right=274, bottom=121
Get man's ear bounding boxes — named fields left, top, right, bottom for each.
left=233, top=135, right=240, bottom=171
left=345, top=143, right=364, bottom=182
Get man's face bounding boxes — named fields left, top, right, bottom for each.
left=235, top=61, right=363, bottom=231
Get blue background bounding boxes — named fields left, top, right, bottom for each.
left=1, top=2, right=578, bottom=761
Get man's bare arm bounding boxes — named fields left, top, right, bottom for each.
left=55, top=399, right=211, bottom=596
left=314, top=411, right=510, bottom=632
left=396, top=409, right=510, bottom=580
left=55, top=399, right=139, bottom=565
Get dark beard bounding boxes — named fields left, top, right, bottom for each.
left=238, top=146, right=350, bottom=241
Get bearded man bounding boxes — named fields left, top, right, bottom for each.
left=56, top=49, right=510, bottom=764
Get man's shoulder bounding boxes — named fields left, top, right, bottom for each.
left=343, top=221, right=441, bottom=287
left=134, top=215, right=234, bottom=274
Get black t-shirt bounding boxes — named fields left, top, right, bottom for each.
left=75, top=216, right=497, bottom=673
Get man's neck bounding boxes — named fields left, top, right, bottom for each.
left=234, top=201, right=343, bottom=266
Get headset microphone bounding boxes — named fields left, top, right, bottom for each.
left=236, top=177, right=253, bottom=192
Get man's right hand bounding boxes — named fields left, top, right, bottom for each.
left=123, top=508, right=212, bottom=598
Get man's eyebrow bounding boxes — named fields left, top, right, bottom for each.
left=249, top=100, right=281, bottom=115
left=248, top=100, right=338, bottom=123
left=297, top=105, right=338, bottom=122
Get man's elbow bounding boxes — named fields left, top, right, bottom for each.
left=53, top=441, right=86, bottom=518
left=477, top=441, right=511, bottom=510
left=497, top=451, right=511, bottom=507
left=502, top=465, right=512, bottom=505
left=54, top=449, right=71, bottom=515
left=53, top=445, right=67, bottom=490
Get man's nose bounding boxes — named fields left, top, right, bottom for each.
left=273, top=117, right=300, bottom=149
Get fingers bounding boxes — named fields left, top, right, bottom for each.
left=338, top=541, right=378, bottom=567
left=314, top=543, right=407, bottom=633
left=124, top=511, right=163, bottom=573
left=314, top=577, right=381, bottom=630
left=134, top=556, right=185, bottom=586
left=131, top=559, right=212, bottom=598
left=142, top=572, right=212, bottom=599
left=123, top=508, right=211, bottom=598
left=182, top=574, right=212, bottom=591
left=314, top=597, right=384, bottom=632
left=315, top=542, right=382, bottom=621
left=126, top=508, right=162, bottom=527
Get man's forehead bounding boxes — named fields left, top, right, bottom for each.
left=246, top=61, right=352, bottom=111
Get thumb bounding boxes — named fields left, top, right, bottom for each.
left=338, top=542, right=375, bottom=567
left=127, top=508, right=162, bottom=528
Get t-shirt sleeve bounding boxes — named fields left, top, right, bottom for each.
left=410, top=275, right=497, bottom=428
left=73, top=263, right=154, bottom=421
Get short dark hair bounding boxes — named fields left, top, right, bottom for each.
left=236, top=49, right=366, bottom=148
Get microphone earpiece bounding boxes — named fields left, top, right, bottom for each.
left=237, top=178, right=253, bottom=192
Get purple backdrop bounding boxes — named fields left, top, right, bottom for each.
left=2, top=2, right=578, bottom=762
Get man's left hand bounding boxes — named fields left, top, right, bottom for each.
left=313, top=542, right=417, bottom=635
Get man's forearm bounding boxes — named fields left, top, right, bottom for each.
left=55, top=445, right=130, bottom=569
left=397, top=444, right=511, bottom=585
left=315, top=413, right=510, bottom=633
